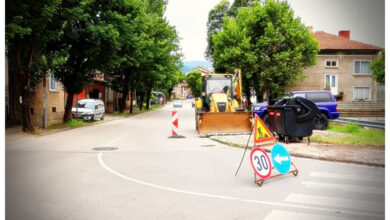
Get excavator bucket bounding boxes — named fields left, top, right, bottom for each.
left=196, top=112, right=253, bottom=137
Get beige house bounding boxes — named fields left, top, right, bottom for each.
left=290, top=30, right=383, bottom=102
left=172, top=81, right=190, bottom=99
left=29, top=75, right=66, bottom=125
left=172, top=66, right=214, bottom=99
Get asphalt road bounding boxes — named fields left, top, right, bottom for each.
left=6, top=100, right=385, bottom=220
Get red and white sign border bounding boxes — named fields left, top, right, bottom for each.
left=250, top=147, right=272, bottom=179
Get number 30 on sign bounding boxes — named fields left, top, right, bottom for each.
left=250, top=148, right=272, bottom=179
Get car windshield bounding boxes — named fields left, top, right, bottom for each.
left=75, top=102, right=94, bottom=109
left=207, top=78, right=231, bottom=95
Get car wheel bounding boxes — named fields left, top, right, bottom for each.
left=101, top=113, right=104, bottom=120
left=284, top=136, right=289, bottom=144
left=91, top=115, right=95, bottom=121
left=313, top=113, right=328, bottom=130
left=261, top=114, right=270, bottom=129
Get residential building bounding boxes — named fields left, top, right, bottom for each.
left=171, top=66, right=214, bottom=99
left=289, top=30, right=383, bottom=102
left=29, top=74, right=66, bottom=125
left=172, top=81, right=190, bottom=99
left=185, top=66, right=214, bottom=76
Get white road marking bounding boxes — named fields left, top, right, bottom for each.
left=302, top=181, right=383, bottom=194
left=309, top=171, right=383, bottom=182
left=285, top=193, right=384, bottom=213
left=97, top=152, right=383, bottom=218
left=105, top=137, right=124, bottom=147
left=263, top=210, right=353, bottom=220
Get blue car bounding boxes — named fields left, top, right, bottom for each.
left=252, top=90, right=340, bottom=130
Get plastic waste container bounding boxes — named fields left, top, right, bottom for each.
left=267, top=97, right=320, bottom=143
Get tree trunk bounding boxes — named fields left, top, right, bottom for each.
left=139, top=93, right=145, bottom=111
left=242, top=77, right=252, bottom=106
left=145, top=88, right=151, bottom=110
left=253, top=73, right=262, bottom=103
left=63, top=91, right=75, bottom=123
left=120, top=75, right=129, bottom=113
left=129, top=87, right=134, bottom=114
left=16, top=47, right=34, bottom=132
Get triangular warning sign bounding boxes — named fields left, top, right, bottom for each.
left=254, top=114, right=275, bottom=144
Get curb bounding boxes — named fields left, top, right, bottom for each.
left=209, top=136, right=385, bottom=168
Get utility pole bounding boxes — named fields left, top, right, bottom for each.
left=42, top=76, right=47, bottom=129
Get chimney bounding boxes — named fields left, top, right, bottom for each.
left=307, top=26, right=313, bottom=34
left=339, top=30, right=350, bottom=39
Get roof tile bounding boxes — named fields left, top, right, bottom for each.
left=313, top=31, right=382, bottom=51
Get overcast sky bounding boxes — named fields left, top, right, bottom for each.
left=165, top=0, right=385, bottom=61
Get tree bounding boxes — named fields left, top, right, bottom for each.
left=370, top=50, right=385, bottom=84
left=186, top=70, right=203, bottom=98
left=105, top=0, right=181, bottom=112
left=52, top=0, right=129, bottom=121
left=211, top=1, right=319, bottom=101
left=205, top=0, right=230, bottom=61
left=228, top=0, right=256, bottom=17
left=6, top=0, right=65, bottom=132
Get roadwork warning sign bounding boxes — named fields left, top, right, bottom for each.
left=254, top=114, right=274, bottom=144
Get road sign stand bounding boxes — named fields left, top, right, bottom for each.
left=254, top=162, right=298, bottom=187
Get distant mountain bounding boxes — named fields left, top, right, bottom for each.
left=182, top=60, right=213, bottom=74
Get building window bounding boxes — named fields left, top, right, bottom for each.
left=325, top=59, right=338, bottom=67
left=376, top=84, right=385, bottom=102
left=354, top=60, right=371, bottom=74
left=353, top=87, right=371, bottom=100
left=49, top=73, right=58, bottom=91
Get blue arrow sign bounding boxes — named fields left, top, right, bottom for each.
left=271, top=144, right=291, bottom=174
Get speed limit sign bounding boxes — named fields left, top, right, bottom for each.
left=250, top=147, right=272, bottom=179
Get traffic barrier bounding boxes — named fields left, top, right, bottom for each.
left=169, top=111, right=185, bottom=138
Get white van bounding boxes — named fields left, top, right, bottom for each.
left=72, top=99, right=105, bottom=121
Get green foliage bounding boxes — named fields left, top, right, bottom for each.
left=210, top=0, right=320, bottom=100
left=370, top=50, right=385, bottom=84
left=53, top=0, right=125, bottom=95
left=228, top=0, right=256, bottom=17
left=186, top=70, right=203, bottom=97
left=105, top=0, right=182, bottom=110
left=205, top=0, right=230, bottom=60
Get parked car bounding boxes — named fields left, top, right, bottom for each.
left=173, top=99, right=182, bottom=108
left=252, top=90, right=339, bottom=130
left=72, top=99, right=105, bottom=121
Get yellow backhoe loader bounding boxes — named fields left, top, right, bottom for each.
left=195, top=69, right=253, bottom=136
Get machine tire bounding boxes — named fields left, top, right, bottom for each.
left=313, top=113, right=328, bottom=130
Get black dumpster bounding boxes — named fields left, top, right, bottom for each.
left=267, top=97, right=320, bottom=143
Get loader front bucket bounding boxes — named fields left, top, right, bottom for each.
left=196, top=112, right=253, bottom=137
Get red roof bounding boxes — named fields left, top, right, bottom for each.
left=313, top=31, right=382, bottom=51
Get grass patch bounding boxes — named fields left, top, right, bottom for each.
left=311, top=124, right=384, bottom=147
left=65, top=119, right=86, bottom=128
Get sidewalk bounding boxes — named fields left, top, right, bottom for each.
left=209, top=132, right=385, bottom=167
left=5, top=113, right=127, bottom=137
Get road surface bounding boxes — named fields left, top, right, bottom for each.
left=6, top=100, right=385, bottom=219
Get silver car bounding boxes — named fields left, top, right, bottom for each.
left=72, top=99, right=105, bottom=120
left=173, top=99, right=182, bottom=108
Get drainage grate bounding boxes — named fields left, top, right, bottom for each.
left=92, top=147, right=119, bottom=151
left=201, top=144, right=216, bottom=147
